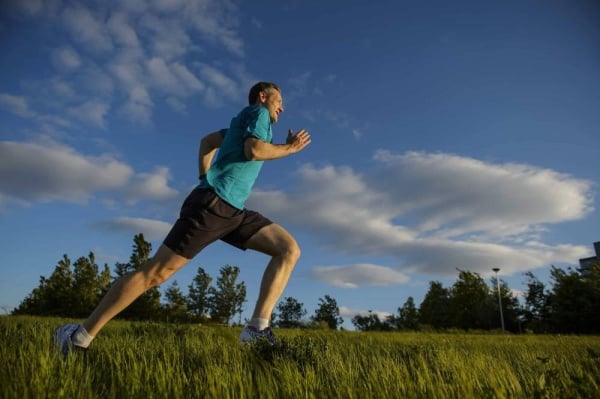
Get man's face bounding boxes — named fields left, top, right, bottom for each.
left=260, top=89, right=284, bottom=123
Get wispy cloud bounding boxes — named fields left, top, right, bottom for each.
left=96, top=217, right=172, bottom=240
left=339, top=306, right=393, bottom=320
left=7, top=0, right=248, bottom=129
left=62, top=5, right=114, bottom=53
left=312, top=264, right=410, bottom=288
left=0, top=94, right=36, bottom=118
left=247, top=151, right=593, bottom=285
left=50, top=46, right=81, bottom=70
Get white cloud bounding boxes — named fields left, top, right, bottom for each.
left=147, top=57, right=181, bottom=94
left=68, top=101, right=110, bottom=128
left=0, top=93, right=36, bottom=118
left=126, top=167, right=179, bottom=203
left=0, top=141, right=131, bottom=204
left=98, top=217, right=172, bottom=240
left=0, top=140, right=179, bottom=206
left=312, top=264, right=410, bottom=288
left=139, top=14, right=192, bottom=60
left=172, top=63, right=204, bottom=92
left=198, top=64, right=239, bottom=100
left=8, top=0, right=247, bottom=129
left=247, top=151, right=593, bottom=285
left=123, top=85, right=153, bottom=124
left=372, top=150, right=594, bottom=238
left=107, top=12, right=140, bottom=48
left=51, top=46, right=81, bottom=70
left=184, top=0, right=244, bottom=56
left=339, top=306, right=392, bottom=320
left=62, top=5, right=113, bottom=53
left=109, top=49, right=145, bottom=91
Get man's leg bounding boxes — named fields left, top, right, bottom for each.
left=243, top=223, right=301, bottom=321
left=83, top=244, right=189, bottom=336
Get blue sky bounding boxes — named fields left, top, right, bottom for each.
left=1, top=0, right=599, bottom=327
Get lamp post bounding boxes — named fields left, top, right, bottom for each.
left=492, top=268, right=505, bottom=331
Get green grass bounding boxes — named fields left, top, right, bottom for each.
left=1, top=316, right=599, bottom=399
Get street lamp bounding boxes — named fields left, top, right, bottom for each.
left=492, top=268, right=505, bottom=331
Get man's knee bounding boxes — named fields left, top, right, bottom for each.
left=281, top=237, right=301, bottom=263
left=145, top=266, right=176, bottom=288
left=141, top=245, right=189, bottom=288
left=285, top=238, right=302, bottom=262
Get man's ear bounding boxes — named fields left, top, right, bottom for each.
left=258, top=90, right=267, bottom=104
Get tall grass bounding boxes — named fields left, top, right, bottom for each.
left=1, top=316, right=599, bottom=398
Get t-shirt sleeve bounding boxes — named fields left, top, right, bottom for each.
left=243, top=107, right=271, bottom=142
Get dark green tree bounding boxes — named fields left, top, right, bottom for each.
left=71, top=252, right=111, bottom=317
left=312, top=295, right=343, bottom=330
left=450, top=270, right=494, bottom=330
left=397, top=296, right=420, bottom=330
left=208, top=265, right=246, bottom=324
left=164, top=280, right=189, bottom=322
left=546, top=264, right=600, bottom=333
left=187, top=267, right=212, bottom=319
left=274, top=296, right=307, bottom=328
left=522, top=271, right=548, bottom=332
left=352, top=311, right=393, bottom=331
left=418, top=281, right=451, bottom=329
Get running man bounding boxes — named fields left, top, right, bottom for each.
left=54, top=82, right=311, bottom=355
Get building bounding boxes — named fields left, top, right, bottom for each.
left=579, top=241, right=600, bottom=272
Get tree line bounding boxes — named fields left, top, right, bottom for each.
left=11, top=234, right=344, bottom=328
left=12, top=234, right=600, bottom=333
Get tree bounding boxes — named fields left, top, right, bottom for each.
left=397, top=296, right=420, bottom=330
left=546, top=264, right=600, bottom=333
left=208, top=265, right=246, bottom=324
left=164, top=281, right=188, bottom=322
left=352, top=311, right=393, bottom=331
left=312, top=295, right=343, bottom=330
left=274, top=296, right=307, bottom=328
left=522, top=271, right=548, bottom=332
left=418, top=281, right=451, bottom=329
left=118, top=234, right=162, bottom=321
left=71, top=252, right=111, bottom=317
left=187, top=267, right=212, bottom=319
left=450, top=270, right=494, bottom=330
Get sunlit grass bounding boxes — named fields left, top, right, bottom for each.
left=1, top=316, right=599, bottom=398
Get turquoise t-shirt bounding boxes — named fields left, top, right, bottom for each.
left=201, top=105, right=273, bottom=209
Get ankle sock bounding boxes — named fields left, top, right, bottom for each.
left=249, top=318, right=269, bottom=331
left=71, top=325, right=94, bottom=348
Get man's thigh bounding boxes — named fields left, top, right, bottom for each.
left=242, top=223, right=298, bottom=257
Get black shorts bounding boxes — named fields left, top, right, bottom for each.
left=163, top=187, right=272, bottom=259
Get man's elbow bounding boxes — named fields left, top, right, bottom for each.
left=244, top=146, right=259, bottom=161
left=244, top=139, right=261, bottom=161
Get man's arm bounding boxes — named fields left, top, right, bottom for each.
left=198, top=130, right=224, bottom=177
left=244, top=129, right=311, bottom=161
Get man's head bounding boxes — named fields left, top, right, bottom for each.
left=248, top=82, right=283, bottom=123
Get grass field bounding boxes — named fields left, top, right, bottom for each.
left=1, top=316, right=599, bottom=399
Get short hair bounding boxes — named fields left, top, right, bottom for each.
left=248, top=82, right=280, bottom=105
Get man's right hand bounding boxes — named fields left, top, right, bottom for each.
left=286, top=129, right=311, bottom=154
